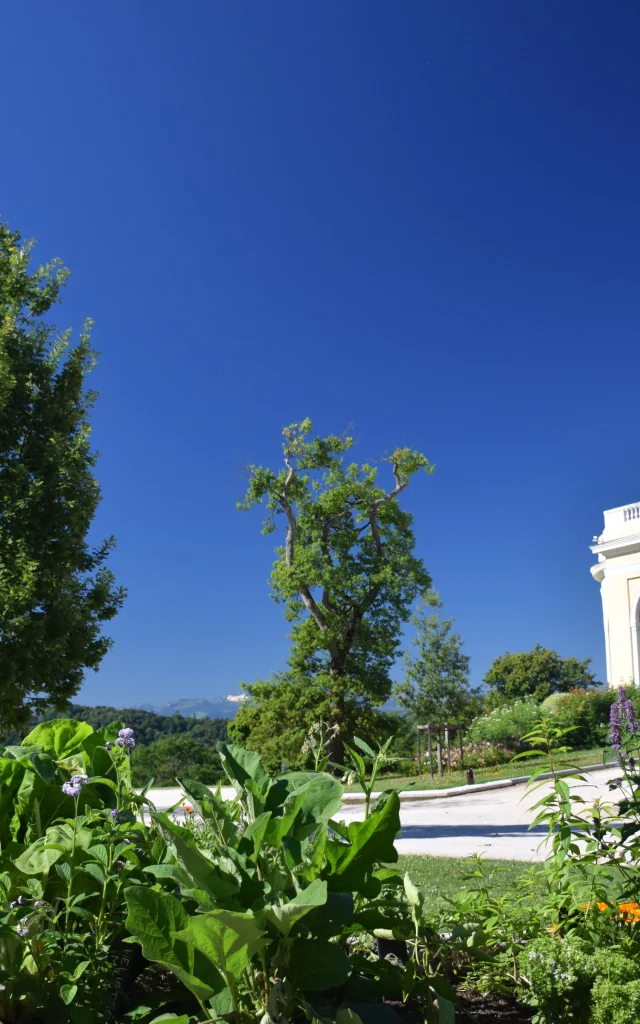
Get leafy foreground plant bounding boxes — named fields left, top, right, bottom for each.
left=124, top=742, right=455, bottom=1024
left=0, top=720, right=455, bottom=1023
left=0, top=717, right=166, bottom=1022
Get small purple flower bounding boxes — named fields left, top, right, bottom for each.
left=10, top=896, right=23, bottom=909
left=116, top=727, right=135, bottom=750
left=16, top=920, right=29, bottom=938
left=105, top=741, right=114, bottom=750
left=33, top=901, right=43, bottom=909
left=62, top=773, right=89, bottom=798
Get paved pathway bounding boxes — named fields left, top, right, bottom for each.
left=338, top=766, right=621, bottom=861
left=145, top=767, right=621, bottom=862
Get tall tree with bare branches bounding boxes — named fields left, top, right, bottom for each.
left=232, top=418, right=433, bottom=763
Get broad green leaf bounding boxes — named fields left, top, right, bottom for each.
left=239, top=811, right=271, bottom=860
left=143, top=864, right=193, bottom=889
left=87, top=776, right=118, bottom=792
left=208, top=990, right=234, bottom=1017
left=288, top=938, right=351, bottom=990
left=23, top=720, right=93, bottom=759
left=339, top=1003, right=400, bottom=1024
left=353, top=737, right=376, bottom=760
left=14, top=837, right=64, bottom=874
left=344, top=744, right=367, bottom=779
left=303, top=891, right=354, bottom=940
left=151, top=812, right=239, bottom=899
left=82, top=721, right=123, bottom=765
left=218, top=743, right=271, bottom=796
left=173, top=908, right=266, bottom=981
left=435, top=993, right=455, bottom=1024
left=88, top=843, right=109, bottom=866
left=403, top=873, right=422, bottom=908
left=60, top=983, right=78, bottom=1005
left=325, top=791, right=400, bottom=893
left=124, top=886, right=223, bottom=1002
left=273, top=772, right=344, bottom=837
left=82, top=862, right=105, bottom=885
left=264, top=788, right=310, bottom=846
left=73, top=960, right=90, bottom=981
left=56, top=861, right=72, bottom=883
left=264, top=879, right=328, bottom=936
left=149, top=1017, right=191, bottom=1023
left=13, top=824, right=91, bottom=875
left=337, top=1010, right=364, bottom=1024
left=23, top=751, right=58, bottom=783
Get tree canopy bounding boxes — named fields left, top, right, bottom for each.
left=483, top=644, right=598, bottom=705
left=394, top=590, right=481, bottom=726
left=233, top=418, right=433, bottom=762
left=0, top=224, right=125, bottom=728
left=130, top=734, right=226, bottom=787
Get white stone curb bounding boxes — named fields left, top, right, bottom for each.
left=144, top=762, right=617, bottom=813
left=340, top=761, right=617, bottom=804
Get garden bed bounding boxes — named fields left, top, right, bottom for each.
left=456, top=991, right=533, bottom=1023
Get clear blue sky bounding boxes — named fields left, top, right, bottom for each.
left=3, top=2, right=639, bottom=705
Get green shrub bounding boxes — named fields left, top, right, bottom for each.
left=518, top=935, right=640, bottom=1022
left=540, top=689, right=615, bottom=748
left=591, top=978, right=640, bottom=1024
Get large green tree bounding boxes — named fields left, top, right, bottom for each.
left=483, top=644, right=598, bottom=705
left=0, top=222, right=125, bottom=728
left=232, top=418, right=432, bottom=763
left=394, top=589, right=481, bottom=726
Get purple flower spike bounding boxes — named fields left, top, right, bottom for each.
left=619, top=687, right=639, bottom=735
left=610, top=699, right=622, bottom=751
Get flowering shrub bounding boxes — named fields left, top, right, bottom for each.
left=446, top=741, right=515, bottom=770
left=469, top=697, right=542, bottom=748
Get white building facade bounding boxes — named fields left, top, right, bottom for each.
left=591, top=502, right=640, bottom=688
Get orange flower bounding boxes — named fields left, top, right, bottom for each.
left=183, top=802, right=194, bottom=813
left=580, top=902, right=609, bottom=912
left=618, top=902, right=640, bottom=923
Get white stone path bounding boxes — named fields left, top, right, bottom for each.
left=146, top=767, right=622, bottom=862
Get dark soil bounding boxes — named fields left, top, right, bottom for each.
left=456, top=990, right=534, bottom=1023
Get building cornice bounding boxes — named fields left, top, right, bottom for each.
left=590, top=533, right=640, bottom=559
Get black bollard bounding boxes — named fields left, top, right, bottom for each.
left=466, top=768, right=475, bottom=785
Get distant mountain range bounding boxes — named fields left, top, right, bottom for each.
left=132, top=696, right=245, bottom=720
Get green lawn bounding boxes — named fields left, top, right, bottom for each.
left=345, top=746, right=612, bottom=792
left=395, top=854, right=539, bottom=911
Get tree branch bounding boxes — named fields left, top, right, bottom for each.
left=278, top=457, right=328, bottom=632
